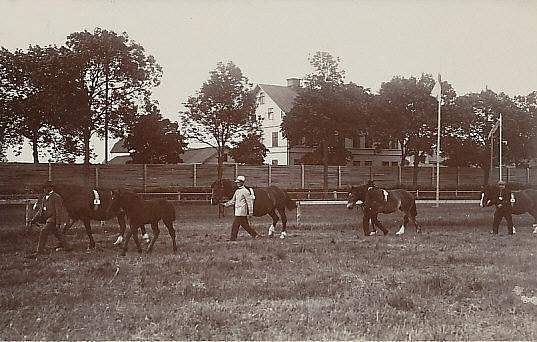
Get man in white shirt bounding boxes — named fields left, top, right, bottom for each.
left=223, top=176, right=260, bottom=241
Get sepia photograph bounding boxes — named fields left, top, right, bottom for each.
left=1, top=0, right=536, bottom=340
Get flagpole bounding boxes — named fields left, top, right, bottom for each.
left=499, top=113, right=502, bottom=181
left=435, top=74, right=442, bottom=207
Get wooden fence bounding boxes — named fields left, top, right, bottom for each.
left=1, top=162, right=536, bottom=194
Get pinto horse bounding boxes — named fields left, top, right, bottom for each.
left=109, top=189, right=177, bottom=256
left=346, top=184, right=419, bottom=236
left=480, top=184, right=537, bottom=233
left=211, top=179, right=297, bottom=238
left=25, top=184, right=148, bottom=249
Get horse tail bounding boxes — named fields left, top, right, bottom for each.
left=284, top=191, right=297, bottom=210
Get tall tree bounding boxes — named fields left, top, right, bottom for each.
left=229, top=132, right=268, bottom=165
left=65, top=28, right=162, bottom=164
left=123, top=110, right=187, bottom=164
left=442, top=89, right=531, bottom=184
left=182, top=61, right=257, bottom=182
left=371, top=74, right=453, bottom=186
left=281, top=51, right=370, bottom=193
left=0, top=45, right=80, bottom=163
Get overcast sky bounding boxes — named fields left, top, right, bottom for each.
left=2, top=0, right=536, bottom=162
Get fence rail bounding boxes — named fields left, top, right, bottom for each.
left=1, top=162, right=535, bottom=195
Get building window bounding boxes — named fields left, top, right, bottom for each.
left=382, top=161, right=390, bottom=167
left=353, top=161, right=361, bottom=166
left=272, top=159, right=278, bottom=165
left=391, top=161, right=399, bottom=166
left=365, top=161, right=372, bottom=166
left=258, top=92, right=265, bottom=105
left=268, top=107, right=274, bottom=120
left=272, top=132, right=279, bottom=147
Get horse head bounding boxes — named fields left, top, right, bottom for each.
left=25, top=197, right=46, bottom=230
left=346, top=185, right=368, bottom=209
left=480, top=184, right=498, bottom=207
left=210, top=179, right=236, bottom=205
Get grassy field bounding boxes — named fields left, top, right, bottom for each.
left=1, top=202, right=537, bottom=340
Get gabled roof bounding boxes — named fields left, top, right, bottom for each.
left=257, top=84, right=298, bottom=113
left=110, top=139, right=129, bottom=154
left=181, top=147, right=219, bottom=164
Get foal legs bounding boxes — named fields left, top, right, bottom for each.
left=267, top=210, right=280, bottom=237
left=121, top=225, right=143, bottom=256
left=277, top=207, right=288, bottom=239
left=163, top=218, right=177, bottom=253
left=146, top=221, right=160, bottom=254
left=82, top=219, right=96, bottom=249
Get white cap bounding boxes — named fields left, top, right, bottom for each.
left=235, top=175, right=245, bottom=183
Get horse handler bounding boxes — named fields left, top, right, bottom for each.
left=33, top=181, right=71, bottom=255
left=221, top=175, right=261, bottom=241
left=492, top=180, right=515, bottom=235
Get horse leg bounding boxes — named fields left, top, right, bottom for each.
left=371, top=214, right=388, bottom=235
left=131, top=226, right=143, bottom=253
left=163, top=218, right=177, bottom=253
left=83, top=219, right=96, bottom=249
left=410, top=214, right=421, bottom=234
left=267, top=210, right=279, bottom=237
left=121, top=225, right=135, bottom=256
left=530, top=211, right=537, bottom=234
left=395, top=214, right=408, bottom=235
left=114, top=214, right=126, bottom=245
left=140, top=225, right=150, bottom=243
left=277, top=207, right=287, bottom=239
left=146, top=221, right=160, bottom=254
left=362, top=210, right=371, bottom=236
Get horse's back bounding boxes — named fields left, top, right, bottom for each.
left=513, top=189, right=537, bottom=214
left=147, top=198, right=176, bottom=221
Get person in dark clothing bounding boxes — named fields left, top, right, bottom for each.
left=492, top=180, right=514, bottom=235
left=33, top=181, right=71, bottom=254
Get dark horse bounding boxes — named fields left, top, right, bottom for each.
left=346, top=184, right=419, bottom=236
left=211, top=179, right=297, bottom=238
left=109, top=189, right=177, bottom=256
left=481, top=184, right=537, bottom=233
left=26, top=184, right=148, bottom=249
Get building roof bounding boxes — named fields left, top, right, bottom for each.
left=110, top=139, right=129, bottom=154
left=257, top=84, right=298, bottom=113
left=181, top=147, right=219, bottom=164
left=108, top=155, right=132, bottom=164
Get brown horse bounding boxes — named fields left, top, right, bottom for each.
left=26, top=184, right=148, bottom=249
left=109, top=189, right=177, bottom=256
left=346, top=184, right=419, bottom=236
left=211, top=179, right=297, bottom=238
left=480, top=184, right=537, bottom=233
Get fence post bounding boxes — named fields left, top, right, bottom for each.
left=268, top=164, right=272, bottom=186
left=527, top=167, right=530, bottom=185
left=456, top=167, right=460, bottom=193
left=506, top=167, right=509, bottom=183
left=193, top=164, right=197, bottom=187
left=338, top=166, right=342, bottom=188
left=398, top=164, right=402, bottom=186
left=296, top=201, right=301, bottom=228
left=301, top=164, right=305, bottom=189
left=234, top=164, right=238, bottom=179
left=48, top=161, right=52, bottom=181
left=143, top=164, right=147, bottom=193
left=95, top=166, right=99, bottom=187
left=333, top=190, right=337, bottom=200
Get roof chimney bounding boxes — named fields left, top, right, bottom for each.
left=286, top=78, right=301, bottom=89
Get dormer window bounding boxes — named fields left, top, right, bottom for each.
left=267, top=107, right=274, bottom=120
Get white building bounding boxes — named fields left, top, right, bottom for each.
left=254, top=78, right=403, bottom=166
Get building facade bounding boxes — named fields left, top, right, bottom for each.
left=254, top=78, right=403, bottom=166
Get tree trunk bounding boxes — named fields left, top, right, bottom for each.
left=483, top=164, right=491, bottom=185
left=31, top=134, right=39, bottom=164
left=104, top=65, right=110, bottom=164
left=412, top=155, right=419, bottom=190
left=83, top=126, right=91, bottom=187
left=322, top=140, right=328, bottom=198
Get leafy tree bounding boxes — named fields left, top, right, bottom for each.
left=229, top=132, right=268, bottom=165
left=442, top=89, right=531, bottom=184
left=0, top=45, right=81, bottom=163
left=65, top=28, right=162, bottom=164
left=282, top=51, right=370, bottom=192
left=300, top=139, right=351, bottom=166
left=371, top=74, right=454, bottom=186
left=123, top=111, right=186, bottom=164
left=182, top=61, right=257, bottom=182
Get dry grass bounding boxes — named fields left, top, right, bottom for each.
left=1, top=203, right=537, bottom=340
